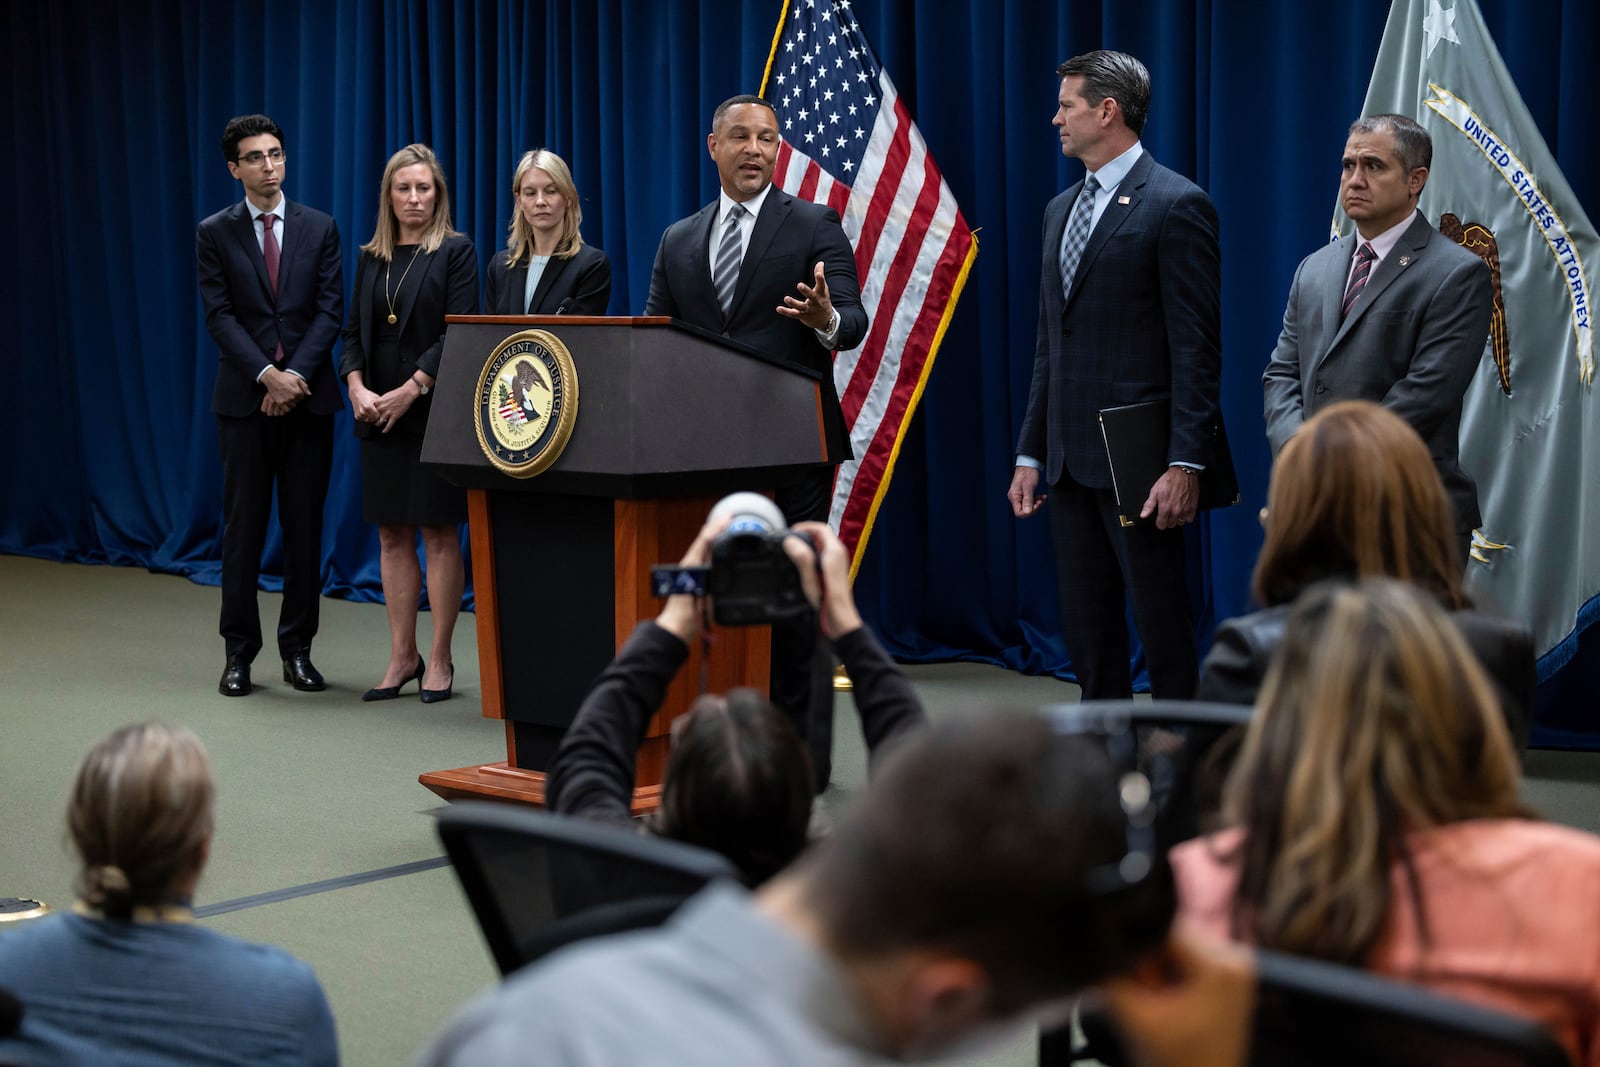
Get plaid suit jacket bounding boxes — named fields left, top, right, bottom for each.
left=1017, top=152, right=1222, bottom=489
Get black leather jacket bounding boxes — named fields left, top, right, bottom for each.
left=1197, top=603, right=1536, bottom=750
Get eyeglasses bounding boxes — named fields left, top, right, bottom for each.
left=1049, top=705, right=1160, bottom=897
left=237, top=149, right=286, bottom=168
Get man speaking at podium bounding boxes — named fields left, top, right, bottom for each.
left=645, top=94, right=868, bottom=787
left=197, top=115, right=344, bottom=698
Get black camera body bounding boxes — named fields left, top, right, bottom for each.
left=649, top=494, right=815, bottom=627
left=704, top=523, right=813, bottom=626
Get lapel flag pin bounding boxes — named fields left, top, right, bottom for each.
left=1117, top=195, right=1132, bottom=205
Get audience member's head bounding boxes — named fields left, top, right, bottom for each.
left=1223, top=578, right=1524, bottom=965
left=622, top=507, right=909, bottom=887
left=67, top=721, right=215, bottom=916
left=782, top=708, right=1176, bottom=1057
left=657, top=688, right=814, bottom=886
left=1253, top=400, right=1464, bottom=609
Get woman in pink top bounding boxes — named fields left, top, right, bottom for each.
left=1172, top=578, right=1600, bottom=1067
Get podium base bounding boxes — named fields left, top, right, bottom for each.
left=418, top=762, right=664, bottom=816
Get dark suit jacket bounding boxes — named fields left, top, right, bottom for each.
left=197, top=199, right=344, bottom=417
left=1262, top=211, right=1494, bottom=531
left=1197, top=602, right=1536, bottom=749
left=1017, top=151, right=1222, bottom=488
left=339, top=234, right=479, bottom=438
left=644, top=188, right=867, bottom=461
left=484, top=243, right=612, bottom=316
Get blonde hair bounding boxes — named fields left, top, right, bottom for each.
left=1254, top=400, right=1464, bottom=609
left=67, top=721, right=216, bottom=916
left=1222, top=578, right=1526, bottom=964
left=359, top=143, right=462, bottom=260
left=505, top=149, right=585, bottom=264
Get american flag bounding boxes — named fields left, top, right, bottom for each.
left=761, top=0, right=977, bottom=574
left=498, top=401, right=526, bottom=425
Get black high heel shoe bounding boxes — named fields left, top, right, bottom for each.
left=361, top=657, right=425, bottom=702
left=420, top=661, right=454, bottom=704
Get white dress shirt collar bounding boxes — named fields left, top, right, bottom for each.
left=1354, top=208, right=1419, bottom=265
left=245, top=194, right=287, bottom=253
left=719, top=182, right=773, bottom=228
left=1086, top=141, right=1144, bottom=195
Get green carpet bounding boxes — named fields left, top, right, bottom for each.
left=6, top=554, right=1595, bottom=1064
left=0, top=554, right=1068, bottom=1065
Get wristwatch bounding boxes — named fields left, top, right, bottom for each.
left=412, top=374, right=431, bottom=396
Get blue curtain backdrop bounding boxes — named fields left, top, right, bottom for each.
left=3, top=0, right=1596, bottom=739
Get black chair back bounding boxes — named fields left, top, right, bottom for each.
left=1249, top=948, right=1571, bottom=1066
left=1048, top=947, right=1570, bottom=1067
left=437, top=802, right=739, bottom=976
left=1043, top=699, right=1254, bottom=847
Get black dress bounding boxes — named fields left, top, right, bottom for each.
left=341, top=238, right=479, bottom=525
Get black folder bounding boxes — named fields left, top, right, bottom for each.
left=1097, top=400, right=1240, bottom=527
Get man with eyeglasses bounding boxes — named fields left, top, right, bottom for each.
left=421, top=708, right=1254, bottom=1067
left=197, top=114, right=343, bottom=698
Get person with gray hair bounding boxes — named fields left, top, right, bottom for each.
left=1262, top=112, right=1494, bottom=560
left=0, top=722, right=338, bottom=1065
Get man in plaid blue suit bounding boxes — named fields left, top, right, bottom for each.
left=1009, top=51, right=1222, bottom=700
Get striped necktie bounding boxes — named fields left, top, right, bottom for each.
left=1342, top=243, right=1377, bottom=320
left=713, top=204, right=747, bottom=316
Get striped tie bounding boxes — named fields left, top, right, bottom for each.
left=1058, top=174, right=1100, bottom=298
left=1342, top=243, right=1377, bottom=320
left=713, top=204, right=747, bottom=316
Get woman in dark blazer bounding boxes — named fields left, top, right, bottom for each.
left=1198, top=400, right=1535, bottom=745
left=340, top=143, right=479, bottom=704
left=484, top=149, right=610, bottom=316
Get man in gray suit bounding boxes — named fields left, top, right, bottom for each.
left=1263, top=114, right=1493, bottom=556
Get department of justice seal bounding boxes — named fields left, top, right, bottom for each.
left=474, top=329, right=579, bottom=478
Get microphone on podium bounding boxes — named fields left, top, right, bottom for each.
left=554, top=297, right=574, bottom=315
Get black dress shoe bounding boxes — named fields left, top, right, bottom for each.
left=420, top=662, right=454, bottom=705
left=282, top=651, right=326, bottom=692
left=219, top=657, right=251, bottom=697
left=361, top=657, right=425, bottom=702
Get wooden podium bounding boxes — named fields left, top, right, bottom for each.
left=416, top=316, right=834, bottom=812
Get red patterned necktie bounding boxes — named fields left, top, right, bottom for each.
left=262, top=213, right=285, bottom=362
left=262, top=212, right=281, bottom=294
left=1342, top=242, right=1376, bottom=320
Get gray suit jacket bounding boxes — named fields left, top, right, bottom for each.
left=1262, top=211, right=1494, bottom=531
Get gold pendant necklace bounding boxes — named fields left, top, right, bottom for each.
left=384, top=246, right=422, bottom=325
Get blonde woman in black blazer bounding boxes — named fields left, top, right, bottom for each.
left=340, top=143, right=478, bottom=705
left=484, top=149, right=611, bottom=316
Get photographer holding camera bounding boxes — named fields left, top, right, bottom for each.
left=545, top=501, right=927, bottom=886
